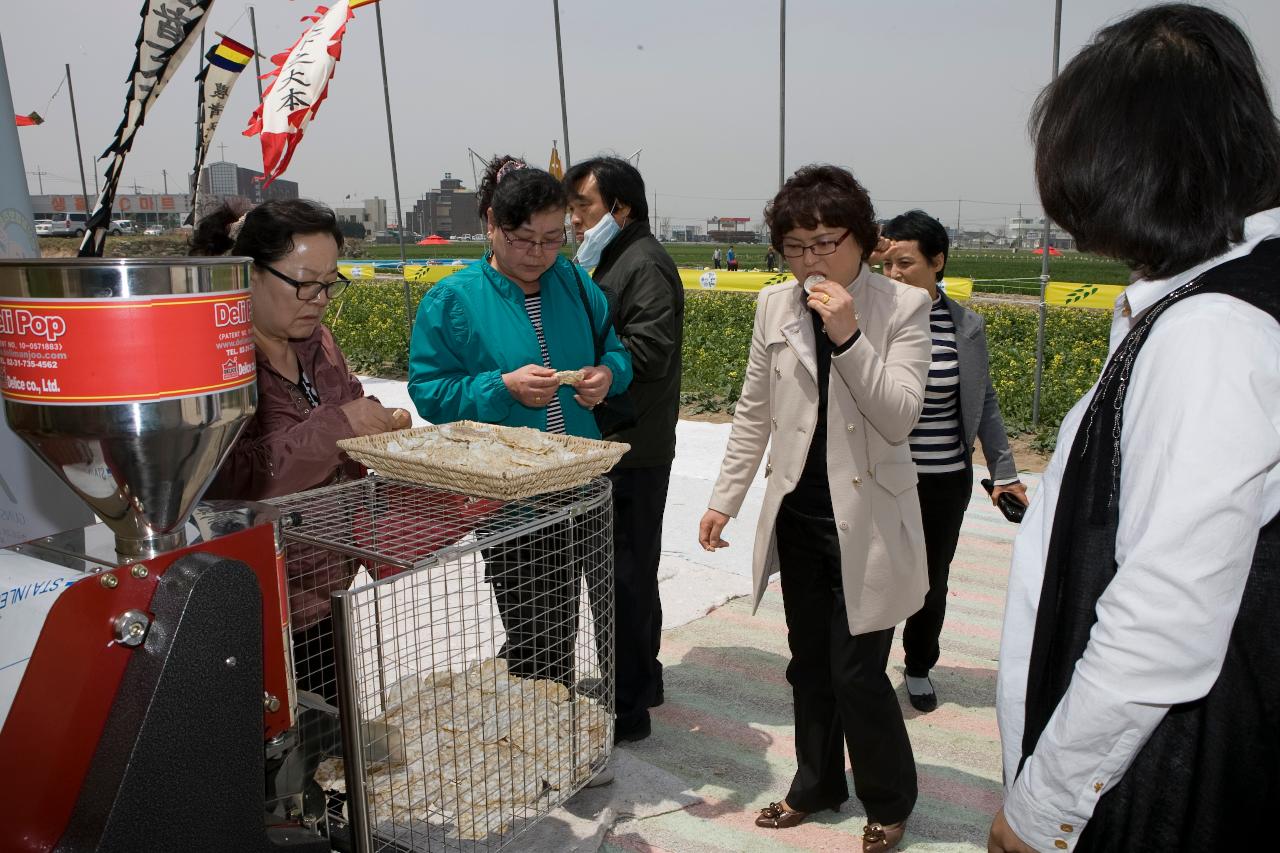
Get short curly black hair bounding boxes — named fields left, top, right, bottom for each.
left=765, top=165, right=878, bottom=261
left=477, top=155, right=567, bottom=231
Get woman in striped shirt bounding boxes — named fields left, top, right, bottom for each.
left=880, top=211, right=1027, bottom=713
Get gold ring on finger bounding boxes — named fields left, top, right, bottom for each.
left=821, top=293, right=831, bottom=305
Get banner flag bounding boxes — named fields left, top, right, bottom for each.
left=188, top=34, right=251, bottom=222
left=549, top=141, right=563, bottom=180
left=79, top=0, right=214, bottom=257
left=244, top=1, right=356, bottom=188
left=14, top=112, right=43, bottom=127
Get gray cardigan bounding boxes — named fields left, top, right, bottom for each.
left=939, top=291, right=1019, bottom=481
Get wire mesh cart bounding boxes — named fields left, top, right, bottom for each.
left=270, top=475, right=615, bottom=853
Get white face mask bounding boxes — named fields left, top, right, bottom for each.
left=574, top=203, right=621, bottom=269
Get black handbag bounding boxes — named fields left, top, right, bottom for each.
left=572, top=273, right=638, bottom=436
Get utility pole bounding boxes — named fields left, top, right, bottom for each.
left=956, top=199, right=962, bottom=237
left=1031, top=0, right=1064, bottom=429
left=373, top=1, right=413, bottom=336
left=218, top=142, right=228, bottom=162
left=553, top=0, right=572, bottom=168
left=31, top=166, right=46, bottom=195
left=65, top=64, right=91, bottom=216
left=779, top=0, right=786, bottom=189
left=248, top=5, right=265, bottom=101
left=162, top=169, right=168, bottom=194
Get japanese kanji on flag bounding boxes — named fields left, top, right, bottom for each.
left=244, top=0, right=365, bottom=188
left=80, top=0, right=214, bottom=256
left=188, top=35, right=251, bottom=222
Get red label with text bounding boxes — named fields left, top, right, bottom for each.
left=0, top=292, right=255, bottom=403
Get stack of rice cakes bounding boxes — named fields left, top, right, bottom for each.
left=316, top=658, right=609, bottom=841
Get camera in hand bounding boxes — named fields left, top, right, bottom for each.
left=981, top=478, right=1026, bottom=524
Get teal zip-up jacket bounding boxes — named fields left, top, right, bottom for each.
left=408, top=254, right=633, bottom=439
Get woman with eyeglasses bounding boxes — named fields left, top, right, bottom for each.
left=408, top=156, right=632, bottom=686
left=193, top=198, right=408, bottom=700
left=699, top=165, right=930, bottom=851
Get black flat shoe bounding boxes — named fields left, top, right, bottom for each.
left=907, top=677, right=937, bottom=713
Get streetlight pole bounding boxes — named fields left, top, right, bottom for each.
left=1031, top=0, right=1063, bottom=429
left=373, top=1, right=413, bottom=336
left=779, top=0, right=786, bottom=189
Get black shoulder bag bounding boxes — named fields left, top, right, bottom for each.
left=571, top=272, right=638, bottom=436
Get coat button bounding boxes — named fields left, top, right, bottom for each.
left=838, top=521, right=849, bottom=531
left=774, top=367, right=782, bottom=378
left=1054, top=842, right=1068, bottom=850
left=771, top=418, right=777, bottom=429
left=852, top=476, right=862, bottom=485
left=846, top=423, right=856, bottom=432
left=1060, top=824, right=1074, bottom=833
left=765, top=463, right=773, bottom=476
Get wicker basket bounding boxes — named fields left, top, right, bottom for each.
left=337, top=421, right=630, bottom=500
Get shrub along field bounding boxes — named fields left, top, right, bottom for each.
left=329, top=280, right=1110, bottom=447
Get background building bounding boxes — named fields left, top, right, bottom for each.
left=1006, top=215, right=1074, bottom=250
left=196, top=159, right=299, bottom=211
left=30, top=193, right=192, bottom=229
left=412, top=173, right=482, bottom=239
left=335, top=197, right=389, bottom=237
left=706, top=216, right=759, bottom=244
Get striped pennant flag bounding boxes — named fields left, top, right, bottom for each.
left=188, top=35, right=252, bottom=222
left=79, top=0, right=214, bottom=257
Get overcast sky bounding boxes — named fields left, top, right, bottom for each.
left=5, top=0, right=1280, bottom=232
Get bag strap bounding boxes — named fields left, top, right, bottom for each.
left=571, top=266, right=607, bottom=363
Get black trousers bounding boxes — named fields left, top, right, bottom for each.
left=902, top=468, right=972, bottom=678
left=606, top=465, right=670, bottom=728
left=485, top=520, right=581, bottom=686
left=776, top=503, right=917, bottom=824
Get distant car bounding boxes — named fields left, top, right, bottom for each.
left=143, top=225, right=165, bottom=236
left=110, top=219, right=135, bottom=236
left=49, top=212, right=88, bottom=237
left=34, top=220, right=53, bottom=236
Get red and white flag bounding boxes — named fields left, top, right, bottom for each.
left=243, top=1, right=355, bottom=188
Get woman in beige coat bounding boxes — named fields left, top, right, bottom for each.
left=699, top=165, right=931, bottom=852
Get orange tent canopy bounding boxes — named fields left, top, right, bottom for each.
left=417, top=234, right=450, bottom=245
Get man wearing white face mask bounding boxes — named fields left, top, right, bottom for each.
left=566, top=156, right=683, bottom=743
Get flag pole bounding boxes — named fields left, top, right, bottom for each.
left=65, top=64, right=91, bottom=218
left=373, top=1, right=413, bottom=337
left=193, top=30, right=205, bottom=227
left=553, top=0, right=571, bottom=168
left=778, top=0, right=786, bottom=189
left=1031, top=0, right=1063, bottom=429
left=248, top=6, right=264, bottom=101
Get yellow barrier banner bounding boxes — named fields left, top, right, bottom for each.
left=677, top=268, right=1123, bottom=309
left=404, top=263, right=468, bottom=284
left=338, top=262, right=377, bottom=280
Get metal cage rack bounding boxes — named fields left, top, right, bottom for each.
left=270, top=475, right=615, bottom=853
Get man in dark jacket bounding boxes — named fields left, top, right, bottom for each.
left=566, top=156, right=683, bottom=743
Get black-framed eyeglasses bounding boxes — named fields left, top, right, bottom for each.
left=500, top=229, right=567, bottom=254
left=780, top=230, right=852, bottom=259
left=258, top=262, right=350, bottom=300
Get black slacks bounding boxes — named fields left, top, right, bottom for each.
left=485, top=520, right=580, bottom=686
left=902, top=468, right=972, bottom=678
left=606, top=464, right=670, bottom=728
left=775, top=503, right=917, bottom=824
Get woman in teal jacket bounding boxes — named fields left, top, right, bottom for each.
left=408, top=156, right=632, bottom=685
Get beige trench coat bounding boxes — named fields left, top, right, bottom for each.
left=708, top=264, right=932, bottom=635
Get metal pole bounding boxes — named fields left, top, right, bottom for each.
left=248, top=5, right=265, bottom=101
left=65, top=64, right=91, bottom=217
left=331, top=596, right=372, bottom=853
left=162, top=169, right=168, bottom=194
left=1031, top=0, right=1063, bottom=429
left=553, top=0, right=572, bottom=167
left=373, top=2, right=414, bottom=337
left=779, top=0, right=786, bottom=188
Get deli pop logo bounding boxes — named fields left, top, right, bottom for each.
left=0, top=308, right=68, bottom=342
left=0, top=293, right=255, bottom=404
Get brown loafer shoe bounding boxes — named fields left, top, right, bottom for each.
left=862, top=819, right=907, bottom=852
left=755, top=801, right=809, bottom=829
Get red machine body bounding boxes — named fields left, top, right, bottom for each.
left=0, top=510, right=294, bottom=853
